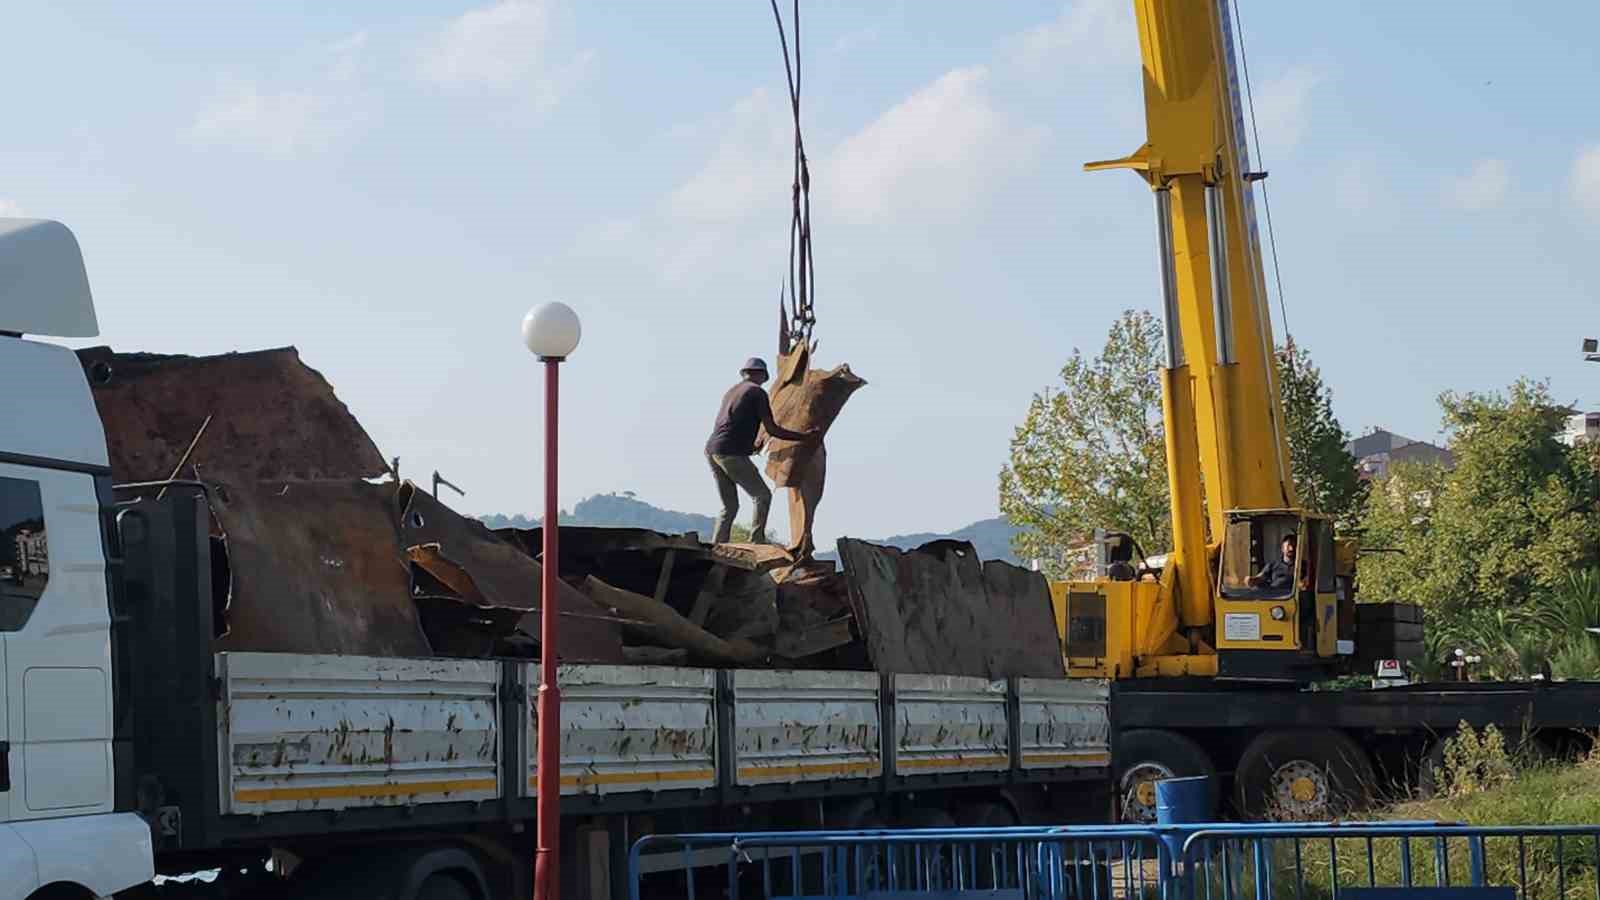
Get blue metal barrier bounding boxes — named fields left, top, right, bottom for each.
left=1178, top=824, right=1600, bottom=900
left=629, top=822, right=1600, bottom=900
left=629, top=825, right=1172, bottom=900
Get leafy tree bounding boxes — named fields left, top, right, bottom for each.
left=999, top=312, right=1361, bottom=575
left=999, top=310, right=1168, bottom=575
left=1278, top=340, right=1367, bottom=526
left=1359, top=379, right=1600, bottom=628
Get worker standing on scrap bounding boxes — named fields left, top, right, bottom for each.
left=705, top=357, right=818, bottom=544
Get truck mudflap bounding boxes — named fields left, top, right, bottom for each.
left=218, top=652, right=500, bottom=815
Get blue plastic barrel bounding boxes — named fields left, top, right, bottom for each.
left=1155, top=776, right=1211, bottom=868
left=1155, top=776, right=1210, bottom=826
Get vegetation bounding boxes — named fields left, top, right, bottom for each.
left=1000, top=311, right=1363, bottom=576
left=999, top=310, right=1169, bottom=575
left=1279, top=340, right=1369, bottom=528
left=1183, top=731, right=1600, bottom=900
left=1359, top=380, right=1600, bottom=680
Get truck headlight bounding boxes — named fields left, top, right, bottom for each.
left=1270, top=606, right=1286, bottom=621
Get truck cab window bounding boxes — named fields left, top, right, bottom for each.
left=0, top=475, right=48, bottom=631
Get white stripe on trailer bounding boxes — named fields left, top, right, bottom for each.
left=523, top=664, right=716, bottom=797
left=1018, top=677, right=1110, bottom=770
left=733, top=669, right=881, bottom=785
left=218, top=652, right=500, bottom=814
left=895, top=674, right=1009, bottom=774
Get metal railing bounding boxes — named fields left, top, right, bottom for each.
left=629, top=823, right=1600, bottom=900
left=629, top=825, right=1170, bottom=900
left=1179, top=824, right=1600, bottom=900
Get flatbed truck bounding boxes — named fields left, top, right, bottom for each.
left=0, top=216, right=1112, bottom=900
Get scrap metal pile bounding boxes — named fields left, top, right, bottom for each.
left=78, top=345, right=1063, bottom=678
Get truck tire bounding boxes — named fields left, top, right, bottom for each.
left=1116, top=729, right=1217, bottom=823
left=414, top=874, right=474, bottom=900
left=1235, top=729, right=1375, bottom=820
left=955, top=800, right=1018, bottom=828
left=956, top=801, right=1020, bottom=890
left=1417, top=733, right=1451, bottom=800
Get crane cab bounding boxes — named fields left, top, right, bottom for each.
left=1213, top=509, right=1342, bottom=664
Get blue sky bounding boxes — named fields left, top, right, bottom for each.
left=5, top=1, right=1598, bottom=546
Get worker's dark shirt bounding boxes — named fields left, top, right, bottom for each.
left=705, top=381, right=770, bottom=456
left=1258, top=557, right=1294, bottom=592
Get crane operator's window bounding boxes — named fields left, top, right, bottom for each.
left=1219, top=514, right=1299, bottom=600
left=0, top=476, right=49, bottom=631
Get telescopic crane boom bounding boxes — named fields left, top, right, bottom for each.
left=1054, top=0, right=1363, bottom=683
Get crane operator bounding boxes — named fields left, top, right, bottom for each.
left=1249, top=534, right=1297, bottom=593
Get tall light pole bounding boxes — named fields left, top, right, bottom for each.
left=521, top=301, right=581, bottom=900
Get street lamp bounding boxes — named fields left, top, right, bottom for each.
left=1584, top=337, right=1599, bottom=364
left=521, top=301, right=581, bottom=900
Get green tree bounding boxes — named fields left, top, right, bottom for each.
left=1359, top=380, right=1600, bottom=628
left=999, top=312, right=1362, bottom=576
left=1278, top=340, right=1367, bottom=526
left=999, top=310, right=1168, bottom=575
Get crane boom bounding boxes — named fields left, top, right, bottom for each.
left=1056, top=0, right=1356, bottom=684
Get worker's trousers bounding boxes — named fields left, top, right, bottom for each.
left=707, top=452, right=771, bottom=544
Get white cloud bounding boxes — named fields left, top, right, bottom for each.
left=0, top=199, right=23, bottom=218
left=1331, top=155, right=1379, bottom=214
left=1442, top=158, right=1510, bottom=211
left=1015, top=0, right=1135, bottom=71
left=1573, top=145, right=1600, bottom=220
left=1252, top=65, right=1324, bottom=151
left=186, top=32, right=369, bottom=159
left=830, top=27, right=880, bottom=57
left=188, top=83, right=341, bottom=159
left=421, top=0, right=574, bottom=102
left=825, top=66, right=1045, bottom=225
left=666, top=89, right=790, bottom=225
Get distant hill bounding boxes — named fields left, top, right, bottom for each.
left=480, top=495, right=1021, bottom=562
left=479, top=492, right=714, bottom=537
left=817, top=516, right=1023, bottom=564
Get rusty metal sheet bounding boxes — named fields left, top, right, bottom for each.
left=759, top=344, right=866, bottom=558
left=499, top=526, right=725, bottom=621
left=836, top=538, right=1065, bottom=679
left=208, top=479, right=431, bottom=657
left=400, top=486, right=625, bottom=663
left=78, top=346, right=387, bottom=484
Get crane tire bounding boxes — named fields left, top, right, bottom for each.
left=1235, top=728, right=1375, bottom=821
left=1116, top=729, right=1217, bottom=823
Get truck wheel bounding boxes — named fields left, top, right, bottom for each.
left=955, top=800, right=1018, bottom=828
left=1116, top=729, right=1217, bottom=823
left=413, top=873, right=474, bottom=900
left=1235, top=729, right=1375, bottom=820
left=956, top=801, right=1020, bottom=889
left=1417, top=734, right=1451, bottom=799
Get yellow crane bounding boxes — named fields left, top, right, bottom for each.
left=1052, top=0, right=1373, bottom=684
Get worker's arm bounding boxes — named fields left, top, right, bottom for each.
left=760, top=406, right=819, bottom=443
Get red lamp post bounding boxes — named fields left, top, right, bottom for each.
left=521, top=301, right=582, bottom=900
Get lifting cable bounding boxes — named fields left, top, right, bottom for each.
left=1228, top=0, right=1292, bottom=350
left=769, top=0, right=816, bottom=356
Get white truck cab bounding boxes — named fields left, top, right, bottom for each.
left=0, top=218, right=154, bottom=898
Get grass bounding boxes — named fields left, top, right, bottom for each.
left=1185, top=732, right=1600, bottom=900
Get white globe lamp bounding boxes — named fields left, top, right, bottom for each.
left=522, top=302, right=582, bottom=360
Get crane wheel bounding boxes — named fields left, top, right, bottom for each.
left=1235, top=728, right=1375, bottom=821
left=1116, top=729, right=1217, bottom=823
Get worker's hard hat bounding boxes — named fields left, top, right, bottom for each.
left=741, top=357, right=769, bottom=375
